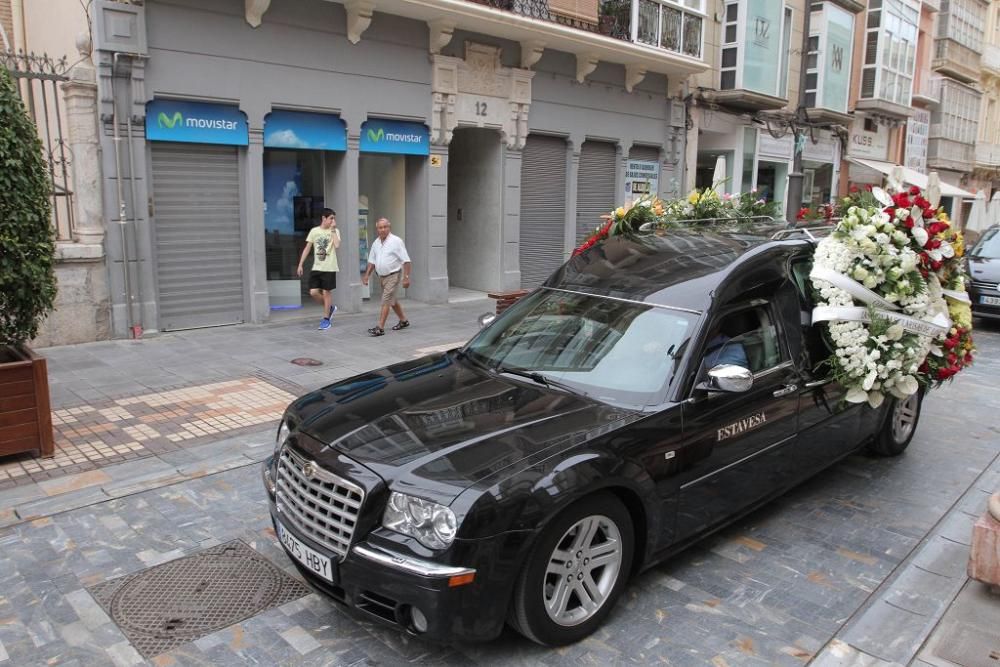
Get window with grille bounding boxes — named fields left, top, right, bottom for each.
left=720, top=2, right=738, bottom=90
left=634, top=0, right=705, bottom=58
left=859, top=0, right=919, bottom=106
left=805, top=33, right=819, bottom=108
left=937, top=0, right=986, bottom=53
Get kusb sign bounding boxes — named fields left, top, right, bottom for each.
left=146, top=100, right=249, bottom=146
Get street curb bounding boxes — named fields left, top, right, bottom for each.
left=810, top=451, right=1000, bottom=666
left=0, top=429, right=275, bottom=530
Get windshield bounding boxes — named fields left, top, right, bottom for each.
left=463, top=289, right=696, bottom=408
left=971, top=228, right=1000, bottom=258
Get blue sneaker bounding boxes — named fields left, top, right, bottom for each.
left=318, top=318, right=331, bottom=331
left=329, top=305, right=338, bottom=318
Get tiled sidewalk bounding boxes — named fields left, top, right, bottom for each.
left=0, top=378, right=296, bottom=489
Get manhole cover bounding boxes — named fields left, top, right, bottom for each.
left=89, top=540, right=310, bottom=659
left=291, top=357, right=323, bottom=367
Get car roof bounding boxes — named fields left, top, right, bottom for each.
left=543, top=228, right=812, bottom=313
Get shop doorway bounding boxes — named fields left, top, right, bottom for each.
left=263, top=149, right=326, bottom=310
left=756, top=161, right=788, bottom=209
left=447, top=128, right=502, bottom=293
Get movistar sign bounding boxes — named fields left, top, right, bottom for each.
left=146, top=100, right=248, bottom=146
left=360, top=119, right=429, bottom=156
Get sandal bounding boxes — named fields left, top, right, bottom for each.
left=391, top=320, right=410, bottom=331
left=367, top=326, right=385, bottom=337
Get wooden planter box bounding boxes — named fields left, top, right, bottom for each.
left=0, top=345, right=54, bottom=458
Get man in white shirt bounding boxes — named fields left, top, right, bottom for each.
left=361, top=217, right=411, bottom=336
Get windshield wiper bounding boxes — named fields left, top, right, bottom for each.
left=455, top=348, right=492, bottom=373
left=494, top=365, right=587, bottom=398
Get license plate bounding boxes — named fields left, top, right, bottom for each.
left=277, top=521, right=335, bottom=582
left=981, top=295, right=1000, bottom=306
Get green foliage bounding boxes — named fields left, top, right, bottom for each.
left=0, top=66, right=56, bottom=346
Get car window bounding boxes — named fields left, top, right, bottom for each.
left=789, top=257, right=835, bottom=367
left=971, top=227, right=1000, bottom=258
left=463, top=289, right=696, bottom=408
left=699, top=304, right=784, bottom=376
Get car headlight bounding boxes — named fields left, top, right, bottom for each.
left=382, top=492, right=458, bottom=549
left=275, top=419, right=291, bottom=454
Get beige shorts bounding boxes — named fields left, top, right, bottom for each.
left=379, top=271, right=401, bottom=306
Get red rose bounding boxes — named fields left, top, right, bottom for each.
left=965, top=353, right=974, bottom=364
left=947, top=352, right=958, bottom=364
left=937, top=368, right=951, bottom=380
left=943, top=338, right=957, bottom=350
left=931, top=260, right=943, bottom=270
left=909, top=185, right=921, bottom=196
left=797, top=207, right=809, bottom=220
left=928, top=239, right=942, bottom=249
left=849, top=184, right=859, bottom=193
left=919, top=361, right=929, bottom=373
left=904, top=218, right=915, bottom=229
left=926, top=223, right=940, bottom=235
left=865, top=184, right=873, bottom=191
left=915, top=196, right=929, bottom=208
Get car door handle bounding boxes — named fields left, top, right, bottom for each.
left=804, top=379, right=832, bottom=389
left=773, top=384, right=798, bottom=397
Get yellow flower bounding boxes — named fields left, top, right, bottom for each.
left=688, top=191, right=700, bottom=205
left=653, top=204, right=664, bottom=216
left=937, top=209, right=950, bottom=222
left=952, top=232, right=965, bottom=257
left=615, top=206, right=626, bottom=219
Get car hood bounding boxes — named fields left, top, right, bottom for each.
left=968, top=255, right=1000, bottom=283
left=288, top=352, right=629, bottom=503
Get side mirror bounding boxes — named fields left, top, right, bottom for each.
left=704, top=364, right=753, bottom=393
left=477, top=312, right=497, bottom=329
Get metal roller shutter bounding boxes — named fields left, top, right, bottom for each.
left=629, top=144, right=660, bottom=163
left=520, top=135, right=568, bottom=289
left=575, top=141, right=617, bottom=243
left=151, top=143, right=245, bottom=331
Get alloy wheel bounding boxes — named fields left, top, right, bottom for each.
left=542, top=514, right=623, bottom=627
left=892, top=392, right=919, bottom=443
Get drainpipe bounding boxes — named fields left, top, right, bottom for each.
left=123, top=66, right=145, bottom=338
left=785, top=6, right=813, bottom=223
left=111, top=52, right=135, bottom=337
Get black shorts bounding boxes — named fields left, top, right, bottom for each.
left=308, top=271, right=337, bottom=291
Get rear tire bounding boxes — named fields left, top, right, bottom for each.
left=508, top=493, right=634, bottom=646
left=868, top=390, right=922, bottom=457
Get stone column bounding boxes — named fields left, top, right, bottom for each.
left=62, top=33, right=105, bottom=248
left=500, top=145, right=523, bottom=291
left=564, top=137, right=582, bottom=255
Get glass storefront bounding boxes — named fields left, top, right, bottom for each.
left=263, top=149, right=325, bottom=307
left=262, top=111, right=347, bottom=310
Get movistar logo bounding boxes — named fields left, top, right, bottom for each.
left=158, top=111, right=183, bottom=129
left=366, top=126, right=423, bottom=144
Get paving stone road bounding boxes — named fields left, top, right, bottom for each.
left=0, top=302, right=996, bottom=666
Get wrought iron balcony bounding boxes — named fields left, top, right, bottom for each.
left=469, top=0, right=704, bottom=60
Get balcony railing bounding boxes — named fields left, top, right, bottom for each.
left=933, top=38, right=982, bottom=84
left=927, top=137, right=975, bottom=171
left=471, top=0, right=704, bottom=59
left=984, top=45, right=1000, bottom=74
left=976, top=141, right=1000, bottom=169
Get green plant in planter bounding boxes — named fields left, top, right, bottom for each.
left=0, top=65, right=56, bottom=347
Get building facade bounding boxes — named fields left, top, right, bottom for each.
left=685, top=0, right=859, bottom=216
left=972, top=0, right=1000, bottom=196
left=1, top=0, right=111, bottom=347
left=90, top=0, right=704, bottom=337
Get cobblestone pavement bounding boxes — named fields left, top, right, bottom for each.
left=0, top=298, right=486, bottom=494
left=0, top=309, right=996, bottom=666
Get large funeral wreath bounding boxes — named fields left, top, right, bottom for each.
left=575, top=183, right=974, bottom=406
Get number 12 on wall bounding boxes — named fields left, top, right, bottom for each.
left=474, top=101, right=488, bottom=117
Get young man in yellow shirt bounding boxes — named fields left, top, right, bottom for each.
left=297, top=208, right=341, bottom=330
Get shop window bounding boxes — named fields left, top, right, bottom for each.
left=263, top=149, right=325, bottom=301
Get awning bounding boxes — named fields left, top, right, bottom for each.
left=847, top=158, right=975, bottom=199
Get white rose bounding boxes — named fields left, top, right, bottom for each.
left=886, top=324, right=904, bottom=340
left=867, top=391, right=885, bottom=409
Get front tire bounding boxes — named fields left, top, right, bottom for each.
left=508, top=493, right=634, bottom=646
left=868, top=390, right=922, bottom=457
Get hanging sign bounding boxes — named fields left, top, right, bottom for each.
left=264, top=111, right=347, bottom=151
left=624, top=159, right=660, bottom=199
left=360, top=119, right=430, bottom=156
left=146, top=99, right=248, bottom=146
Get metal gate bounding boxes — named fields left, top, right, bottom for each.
left=1, top=51, right=74, bottom=240
left=629, top=144, right=660, bottom=163
left=150, top=143, right=245, bottom=331
left=519, top=135, right=568, bottom=289
left=575, top=140, right=617, bottom=243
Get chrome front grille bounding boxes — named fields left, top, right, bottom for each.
left=275, top=447, right=365, bottom=561
left=970, top=280, right=998, bottom=291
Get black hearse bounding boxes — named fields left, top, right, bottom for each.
left=263, top=229, right=922, bottom=646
